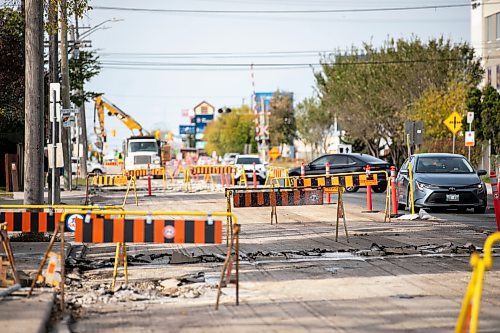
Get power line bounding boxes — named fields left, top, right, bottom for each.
left=92, top=3, right=483, bottom=15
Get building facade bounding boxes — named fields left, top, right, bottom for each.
left=471, top=0, right=500, bottom=88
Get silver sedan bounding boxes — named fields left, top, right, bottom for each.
left=396, top=153, right=487, bottom=214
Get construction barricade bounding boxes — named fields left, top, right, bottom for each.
left=23, top=209, right=240, bottom=310
left=86, top=173, right=138, bottom=206
left=273, top=170, right=393, bottom=221
left=0, top=204, right=123, bottom=308
left=226, top=186, right=349, bottom=242
left=184, top=165, right=239, bottom=192
left=455, top=232, right=500, bottom=333
left=264, top=166, right=291, bottom=187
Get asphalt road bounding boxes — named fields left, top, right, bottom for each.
left=342, top=188, right=498, bottom=231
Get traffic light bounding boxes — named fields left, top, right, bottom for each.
left=217, top=107, right=232, bottom=114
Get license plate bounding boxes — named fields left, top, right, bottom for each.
left=446, top=194, right=459, bottom=201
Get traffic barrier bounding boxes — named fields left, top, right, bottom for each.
left=92, top=175, right=129, bottom=186
left=104, top=161, right=124, bottom=167
left=390, top=166, right=398, bottom=215
left=264, top=167, right=291, bottom=187
left=233, top=188, right=324, bottom=208
left=184, top=165, right=238, bottom=192
left=26, top=209, right=239, bottom=309
left=226, top=187, right=348, bottom=241
left=491, top=171, right=500, bottom=231
left=124, top=167, right=165, bottom=178
left=86, top=173, right=138, bottom=207
left=147, top=164, right=152, bottom=196
left=272, top=170, right=391, bottom=221
left=0, top=204, right=124, bottom=232
left=74, top=215, right=223, bottom=244
left=291, top=173, right=378, bottom=189
left=455, top=232, right=500, bottom=333
left=365, top=165, right=374, bottom=213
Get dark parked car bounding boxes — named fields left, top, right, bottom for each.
left=395, top=153, right=487, bottom=213
left=288, top=153, right=390, bottom=193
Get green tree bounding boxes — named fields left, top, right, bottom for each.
left=315, top=37, right=482, bottom=164
left=204, top=106, right=257, bottom=155
left=295, top=97, right=332, bottom=158
left=0, top=8, right=24, bottom=146
left=480, top=85, right=500, bottom=155
left=69, top=50, right=101, bottom=106
left=269, top=91, right=295, bottom=149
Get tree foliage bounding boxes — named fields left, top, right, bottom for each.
left=204, top=106, right=257, bottom=155
left=315, top=37, right=482, bottom=164
left=69, top=50, right=101, bottom=106
left=479, top=86, right=500, bottom=155
left=0, top=8, right=24, bottom=144
left=411, top=80, right=468, bottom=142
left=295, top=97, right=331, bottom=156
left=269, top=91, right=295, bottom=147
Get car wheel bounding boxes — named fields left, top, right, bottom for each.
left=345, top=186, right=359, bottom=193
left=473, top=205, right=486, bottom=214
left=372, top=185, right=386, bottom=193
left=92, top=169, right=102, bottom=175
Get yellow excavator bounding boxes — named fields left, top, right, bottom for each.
left=93, top=95, right=170, bottom=170
left=94, top=95, right=146, bottom=140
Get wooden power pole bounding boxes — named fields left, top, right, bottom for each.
left=24, top=0, right=44, bottom=204
left=60, top=0, right=71, bottom=190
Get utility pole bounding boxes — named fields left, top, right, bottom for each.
left=24, top=0, right=44, bottom=204
left=60, top=0, right=72, bottom=190
left=74, top=13, right=88, bottom=179
left=48, top=0, right=60, bottom=204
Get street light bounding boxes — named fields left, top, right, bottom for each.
left=79, top=18, right=123, bottom=40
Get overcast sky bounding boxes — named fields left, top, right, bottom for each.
left=81, top=0, right=470, bottom=152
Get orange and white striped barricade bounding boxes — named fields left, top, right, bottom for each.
left=55, top=210, right=239, bottom=308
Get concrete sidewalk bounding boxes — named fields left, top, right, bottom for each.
left=0, top=289, right=55, bottom=333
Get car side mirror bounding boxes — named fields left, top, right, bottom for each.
left=477, top=169, right=487, bottom=176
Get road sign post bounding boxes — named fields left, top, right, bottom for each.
left=466, top=112, right=474, bottom=160
left=443, top=111, right=463, bottom=154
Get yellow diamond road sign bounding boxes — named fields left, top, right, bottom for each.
left=443, top=111, right=463, bottom=135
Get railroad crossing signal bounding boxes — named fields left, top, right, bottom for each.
left=443, top=111, right=463, bottom=134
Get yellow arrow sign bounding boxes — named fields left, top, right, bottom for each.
left=443, top=111, right=463, bottom=135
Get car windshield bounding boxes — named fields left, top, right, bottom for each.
left=415, top=157, right=473, bottom=174
left=129, top=141, right=157, bottom=153
left=237, top=157, right=262, bottom=164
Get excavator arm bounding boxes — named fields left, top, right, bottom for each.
left=94, top=95, right=146, bottom=137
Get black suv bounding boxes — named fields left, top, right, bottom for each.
left=288, top=153, right=390, bottom=193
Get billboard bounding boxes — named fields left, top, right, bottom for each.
left=179, top=125, right=195, bottom=135
left=254, top=92, right=273, bottom=113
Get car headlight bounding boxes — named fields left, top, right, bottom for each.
left=415, top=181, right=436, bottom=191
left=477, top=183, right=485, bottom=192
left=153, top=157, right=160, bottom=164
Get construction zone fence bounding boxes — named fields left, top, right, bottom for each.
left=18, top=209, right=240, bottom=310
left=85, top=173, right=138, bottom=206
left=183, top=165, right=241, bottom=191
